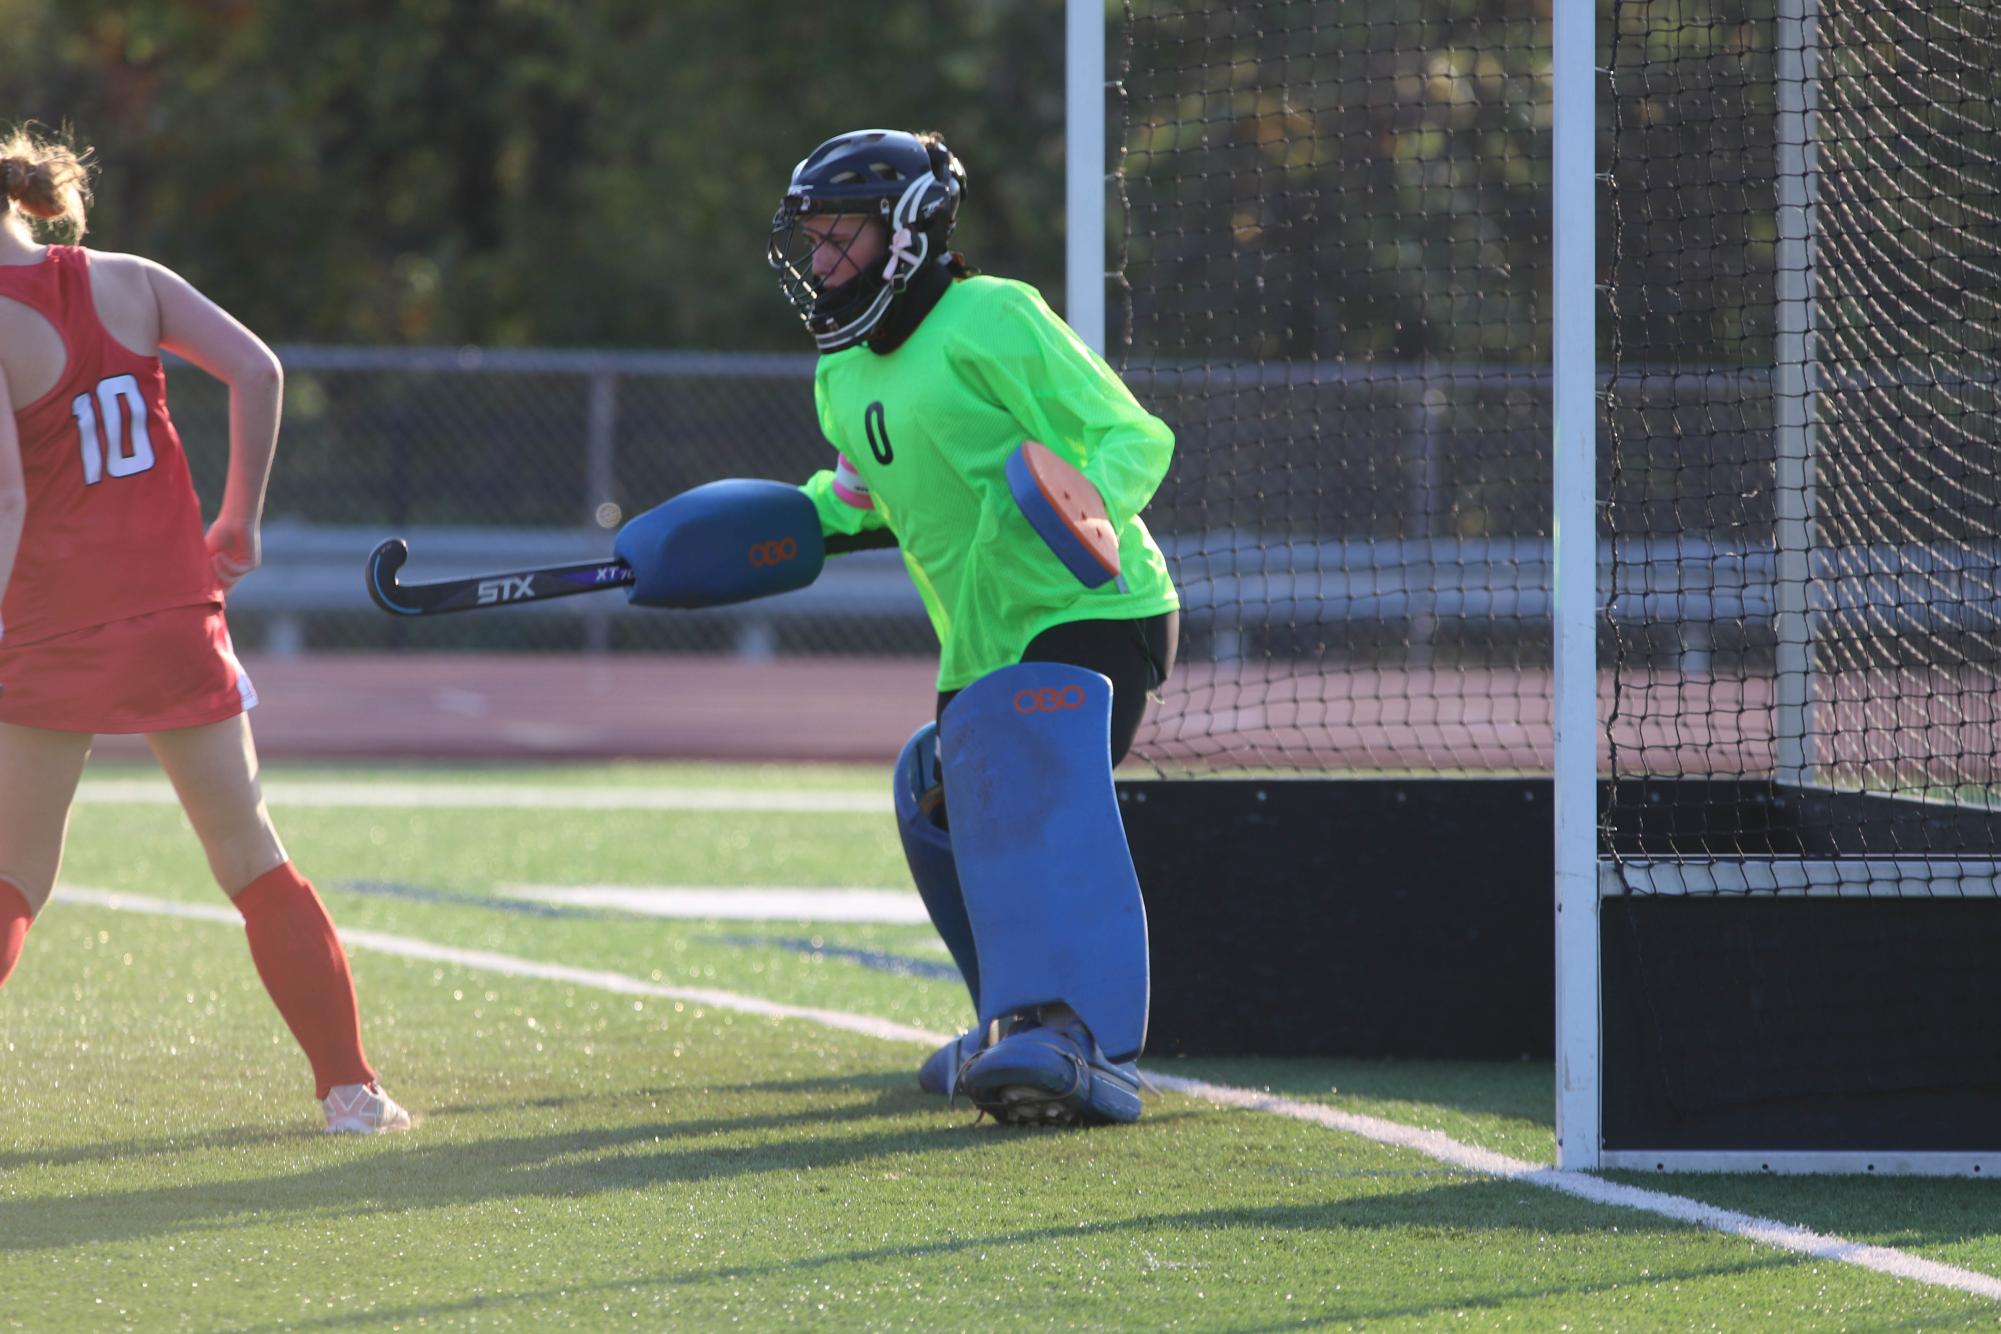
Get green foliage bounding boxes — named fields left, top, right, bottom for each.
left=1, top=0, right=1069, bottom=347
left=1117, top=0, right=1556, bottom=364
left=10, top=1, right=1948, bottom=377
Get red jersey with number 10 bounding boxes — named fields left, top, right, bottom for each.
left=0, top=246, right=219, bottom=645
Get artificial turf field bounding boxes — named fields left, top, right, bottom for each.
left=4, top=760, right=1999, bottom=1330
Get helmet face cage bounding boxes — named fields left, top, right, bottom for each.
left=768, top=131, right=964, bottom=352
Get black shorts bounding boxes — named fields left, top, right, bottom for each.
left=936, top=609, right=1179, bottom=766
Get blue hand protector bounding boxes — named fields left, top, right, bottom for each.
left=894, top=722, right=981, bottom=1010
left=613, top=479, right=825, bottom=608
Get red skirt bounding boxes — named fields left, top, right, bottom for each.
left=0, top=602, right=258, bottom=734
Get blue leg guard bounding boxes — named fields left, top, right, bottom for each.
left=937, top=662, right=1149, bottom=1125
left=894, top=723, right=980, bottom=1009
left=895, top=723, right=989, bottom=1096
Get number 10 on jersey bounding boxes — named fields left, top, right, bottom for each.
left=73, top=373, right=157, bottom=485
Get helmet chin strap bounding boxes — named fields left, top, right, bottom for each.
left=882, top=226, right=921, bottom=282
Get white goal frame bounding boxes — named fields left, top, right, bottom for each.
left=1554, top=0, right=1991, bottom=1175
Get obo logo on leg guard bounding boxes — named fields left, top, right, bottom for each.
left=1014, top=684, right=1086, bottom=714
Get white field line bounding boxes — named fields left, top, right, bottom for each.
left=73, top=778, right=887, bottom=814
left=503, top=885, right=930, bottom=924
left=1149, top=1076, right=2001, bottom=1302
left=57, top=885, right=2001, bottom=1305
left=59, top=888, right=940, bottom=1047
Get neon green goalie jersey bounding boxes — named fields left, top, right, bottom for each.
left=799, top=275, right=1180, bottom=691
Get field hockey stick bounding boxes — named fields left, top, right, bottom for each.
left=366, top=537, right=635, bottom=616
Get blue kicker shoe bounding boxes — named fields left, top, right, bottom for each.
left=957, top=1009, right=1142, bottom=1126
left=918, top=1027, right=989, bottom=1098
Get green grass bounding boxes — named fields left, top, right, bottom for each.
left=6, top=759, right=2000, bottom=1330
left=78, top=757, right=889, bottom=791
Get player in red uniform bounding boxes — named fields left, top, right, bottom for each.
left=0, top=124, right=410, bottom=1133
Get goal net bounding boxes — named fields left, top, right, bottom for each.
left=1114, top=0, right=1555, bottom=775
left=1604, top=0, right=2001, bottom=885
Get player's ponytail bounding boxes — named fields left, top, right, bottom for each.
left=0, top=123, right=92, bottom=241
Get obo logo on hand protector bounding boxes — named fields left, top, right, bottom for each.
left=748, top=538, right=799, bottom=567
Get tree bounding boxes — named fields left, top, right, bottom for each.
left=2, top=0, right=1071, bottom=348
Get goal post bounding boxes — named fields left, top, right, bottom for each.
left=1065, top=0, right=1107, bottom=355
left=1551, top=0, right=1602, bottom=1172
left=1771, top=0, right=1821, bottom=791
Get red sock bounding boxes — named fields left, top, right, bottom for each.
left=234, top=863, right=375, bottom=1098
left=0, top=878, right=31, bottom=989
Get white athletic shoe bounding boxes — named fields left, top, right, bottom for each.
left=323, top=1082, right=414, bottom=1134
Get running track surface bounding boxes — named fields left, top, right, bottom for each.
left=90, top=650, right=1985, bottom=775
left=95, top=653, right=944, bottom=764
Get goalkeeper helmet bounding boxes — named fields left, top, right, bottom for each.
left=769, top=129, right=966, bottom=353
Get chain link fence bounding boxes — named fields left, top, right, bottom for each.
left=171, top=347, right=935, bottom=659
left=169, top=347, right=1844, bottom=698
